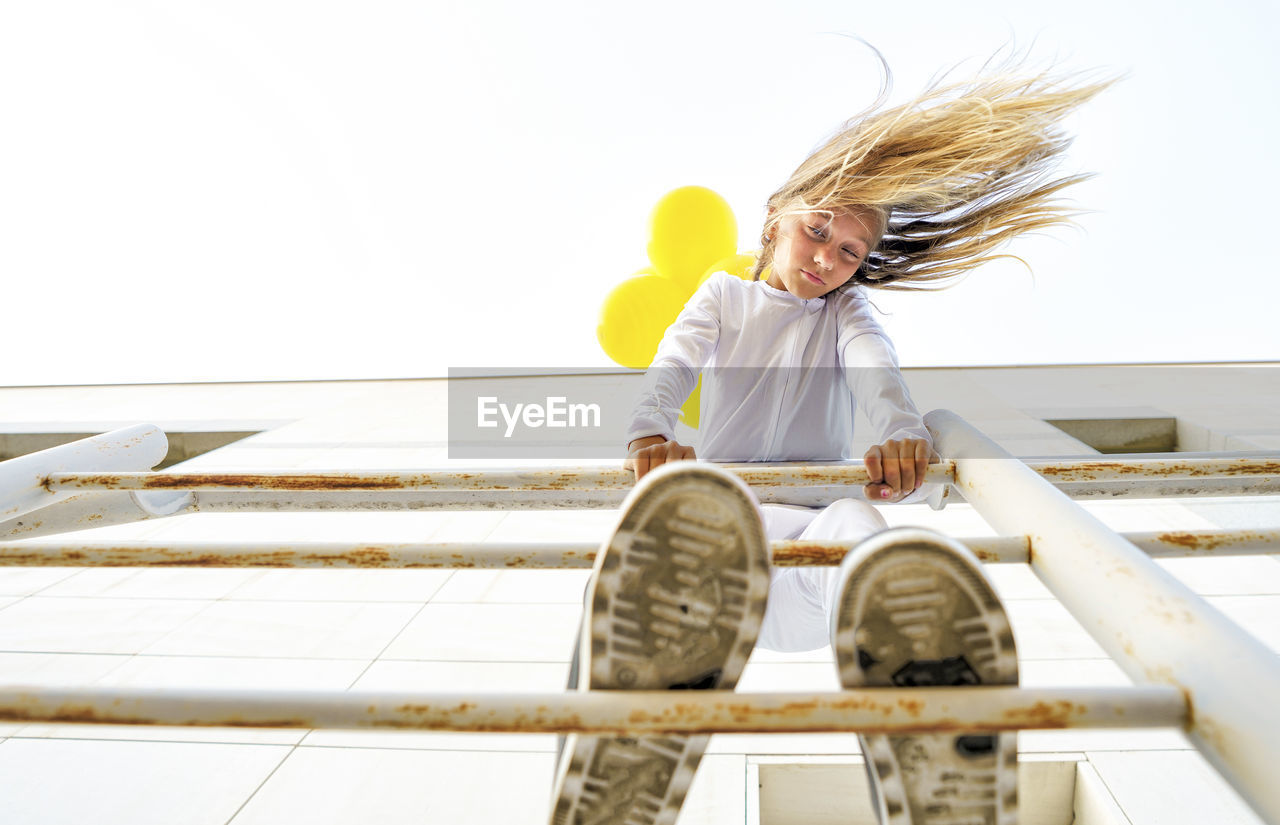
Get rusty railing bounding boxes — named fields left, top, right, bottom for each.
left=0, top=423, right=1278, bottom=824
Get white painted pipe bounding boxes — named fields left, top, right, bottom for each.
left=1, top=530, right=1274, bottom=569
left=0, top=425, right=169, bottom=522
left=0, top=489, right=195, bottom=541
left=44, top=456, right=1280, bottom=492
left=0, top=685, right=1185, bottom=734
left=928, top=409, right=1280, bottom=825
left=42, top=464, right=954, bottom=491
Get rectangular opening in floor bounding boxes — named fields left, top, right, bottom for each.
left=753, top=755, right=1099, bottom=825
left=0, top=430, right=263, bottom=469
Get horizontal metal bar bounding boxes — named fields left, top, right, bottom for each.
left=189, top=488, right=939, bottom=511
left=195, top=489, right=630, bottom=510
left=45, top=465, right=958, bottom=492
left=1024, top=457, right=1280, bottom=481
left=45, top=456, right=1279, bottom=494
left=155, top=482, right=1280, bottom=514
left=0, top=685, right=1186, bottom=734
left=1045, top=477, right=1280, bottom=499
left=2, top=530, right=1274, bottom=569
left=1126, top=528, right=1280, bottom=557
left=0, top=540, right=597, bottom=569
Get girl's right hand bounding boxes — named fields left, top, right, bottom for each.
left=863, top=437, right=933, bottom=502
left=624, top=436, right=696, bottom=482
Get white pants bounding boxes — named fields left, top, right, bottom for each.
left=755, top=499, right=888, bottom=652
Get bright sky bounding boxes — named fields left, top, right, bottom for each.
left=2, top=0, right=1277, bottom=386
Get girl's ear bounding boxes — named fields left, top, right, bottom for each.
left=762, top=207, right=777, bottom=244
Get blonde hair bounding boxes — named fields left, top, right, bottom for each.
left=752, top=55, right=1116, bottom=289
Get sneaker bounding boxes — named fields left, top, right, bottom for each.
left=831, top=527, right=1019, bottom=825
left=550, top=461, right=771, bottom=825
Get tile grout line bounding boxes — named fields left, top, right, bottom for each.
left=340, top=598, right=436, bottom=692
left=1078, top=758, right=1138, bottom=825
left=289, top=595, right=440, bottom=751
left=38, top=573, right=273, bottom=738
left=220, top=741, right=304, bottom=825
left=0, top=566, right=83, bottom=620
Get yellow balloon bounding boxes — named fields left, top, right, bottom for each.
left=679, top=375, right=701, bottom=429
left=597, top=273, right=689, bottom=369
left=647, top=186, right=737, bottom=291
left=697, top=253, right=759, bottom=287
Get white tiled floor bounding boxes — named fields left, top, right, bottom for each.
left=1157, top=556, right=1280, bottom=596
left=141, top=600, right=424, bottom=659
left=1205, top=594, right=1280, bottom=650
left=1, top=378, right=1278, bottom=824
left=39, top=568, right=266, bottom=600
left=224, top=747, right=553, bottom=825
left=380, top=603, right=581, bottom=661
left=1086, top=751, right=1266, bottom=825
left=0, top=738, right=291, bottom=825
left=223, top=568, right=453, bottom=603
left=1005, top=599, right=1111, bottom=659
left=428, top=569, right=592, bottom=603
left=0, top=597, right=214, bottom=654
left=0, top=568, right=78, bottom=596
left=0, top=651, right=130, bottom=685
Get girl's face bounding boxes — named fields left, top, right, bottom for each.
left=765, top=208, right=881, bottom=299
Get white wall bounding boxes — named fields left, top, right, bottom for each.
left=2, top=0, right=1277, bottom=385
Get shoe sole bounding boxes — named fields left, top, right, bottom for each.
left=832, top=528, right=1019, bottom=825
left=551, top=462, right=770, bottom=825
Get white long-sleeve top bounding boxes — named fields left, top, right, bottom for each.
left=627, top=271, right=931, bottom=463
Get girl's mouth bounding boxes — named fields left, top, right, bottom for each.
left=802, top=269, right=824, bottom=286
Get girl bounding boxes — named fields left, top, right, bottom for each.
left=553, top=57, right=1111, bottom=825
left=626, top=60, right=1111, bottom=651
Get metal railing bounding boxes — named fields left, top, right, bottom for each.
left=0, top=685, right=1185, bottom=734
left=1, top=422, right=1278, bottom=823
left=2, top=530, right=1278, bottom=569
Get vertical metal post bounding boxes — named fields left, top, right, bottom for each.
left=927, top=409, right=1280, bottom=825
left=0, top=425, right=169, bottom=522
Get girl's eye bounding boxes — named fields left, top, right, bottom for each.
left=843, top=248, right=860, bottom=259
left=806, top=225, right=825, bottom=239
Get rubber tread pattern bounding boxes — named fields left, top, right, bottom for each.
left=832, top=527, right=1019, bottom=825
left=551, top=463, right=770, bottom=825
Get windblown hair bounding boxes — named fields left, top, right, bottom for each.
left=752, top=56, right=1115, bottom=289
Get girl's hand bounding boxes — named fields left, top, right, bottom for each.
left=625, top=436, right=696, bottom=482
left=864, top=438, right=931, bottom=502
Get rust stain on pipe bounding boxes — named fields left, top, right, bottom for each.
left=1036, top=460, right=1280, bottom=480
left=91, top=473, right=427, bottom=491
left=771, top=542, right=850, bottom=566
left=1000, top=700, right=1085, bottom=729
left=0, top=704, right=310, bottom=729
left=1152, top=530, right=1273, bottom=552
left=0, top=690, right=1180, bottom=735
left=896, top=698, right=925, bottom=718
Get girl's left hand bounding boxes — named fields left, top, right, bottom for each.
left=863, top=438, right=931, bottom=502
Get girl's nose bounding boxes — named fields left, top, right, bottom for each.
left=815, top=246, right=834, bottom=270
